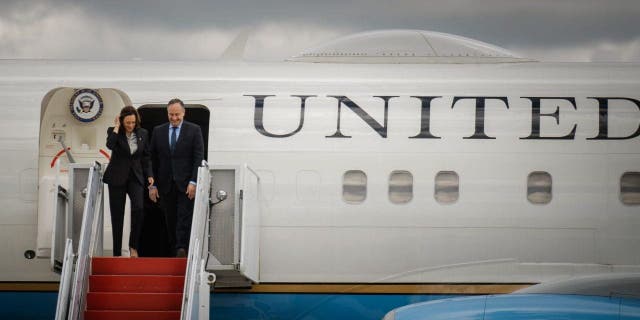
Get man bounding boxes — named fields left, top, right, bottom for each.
left=149, top=98, right=204, bottom=257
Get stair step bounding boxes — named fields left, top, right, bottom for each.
left=91, top=257, right=187, bottom=276
left=86, top=292, right=182, bottom=311
left=90, top=275, right=185, bottom=293
left=85, top=310, right=180, bottom=320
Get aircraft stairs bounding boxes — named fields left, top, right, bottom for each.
left=51, top=161, right=261, bottom=320
left=84, top=257, right=186, bottom=320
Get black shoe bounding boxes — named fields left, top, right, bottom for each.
left=176, top=248, right=187, bottom=257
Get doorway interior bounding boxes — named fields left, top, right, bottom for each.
left=136, top=104, right=210, bottom=257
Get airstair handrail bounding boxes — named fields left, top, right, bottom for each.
left=51, top=158, right=64, bottom=271
left=67, top=162, right=104, bottom=320
left=181, top=161, right=214, bottom=320
left=184, top=238, right=201, bottom=319
left=54, top=238, right=74, bottom=320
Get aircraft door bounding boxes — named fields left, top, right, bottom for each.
left=207, top=164, right=260, bottom=285
left=39, top=87, right=133, bottom=261
left=209, top=167, right=237, bottom=266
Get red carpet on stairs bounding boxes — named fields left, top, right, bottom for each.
left=85, top=257, right=187, bottom=320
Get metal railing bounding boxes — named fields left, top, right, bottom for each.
left=182, top=161, right=215, bottom=320
left=54, top=239, right=74, bottom=320
left=54, top=162, right=104, bottom=320
left=51, top=159, right=68, bottom=273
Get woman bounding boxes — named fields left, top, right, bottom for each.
left=102, top=106, right=154, bottom=257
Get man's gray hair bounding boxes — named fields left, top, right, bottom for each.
left=167, top=98, right=185, bottom=109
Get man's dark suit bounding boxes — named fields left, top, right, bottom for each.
left=102, top=127, right=152, bottom=256
left=150, top=121, right=204, bottom=253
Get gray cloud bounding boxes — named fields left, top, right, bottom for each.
left=0, top=0, right=638, bottom=61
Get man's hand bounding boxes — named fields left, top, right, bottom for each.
left=186, top=184, right=196, bottom=200
left=149, top=187, right=159, bottom=203
left=148, top=177, right=154, bottom=188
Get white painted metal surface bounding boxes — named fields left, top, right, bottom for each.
left=68, top=162, right=103, bottom=320
left=0, top=34, right=638, bottom=285
left=240, top=165, right=261, bottom=282
left=183, top=163, right=214, bottom=320
left=288, top=29, right=532, bottom=63
left=54, top=239, right=74, bottom=320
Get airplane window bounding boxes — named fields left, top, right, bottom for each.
left=343, top=170, right=367, bottom=204
left=389, top=170, right=413, bottom=204
left=620, top=172, right=640, bottom=205
left=527, top=171, right=552, bottom=204
left=435, top=171, right=459, bottom=204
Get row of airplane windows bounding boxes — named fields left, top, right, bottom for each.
left=342, top=170, right=640, bottom=206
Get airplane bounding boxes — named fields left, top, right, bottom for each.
left=382, top=273, right=640, bottom=320
left=0, top=29, right=638, bottom=319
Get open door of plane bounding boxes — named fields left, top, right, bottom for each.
left=37, top=87, right=131, bottom=267
left=205, top=164, right=261, bottom=287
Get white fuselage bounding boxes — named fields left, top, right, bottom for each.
left=0, top=60, right=639, bottom=283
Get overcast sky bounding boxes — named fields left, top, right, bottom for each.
left=1, top=0, right=639, bottom=62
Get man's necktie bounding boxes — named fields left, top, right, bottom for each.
left=170, top=126, right=177, bottom=153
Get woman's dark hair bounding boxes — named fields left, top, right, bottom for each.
left=119, top=105, right=141, bottom=128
